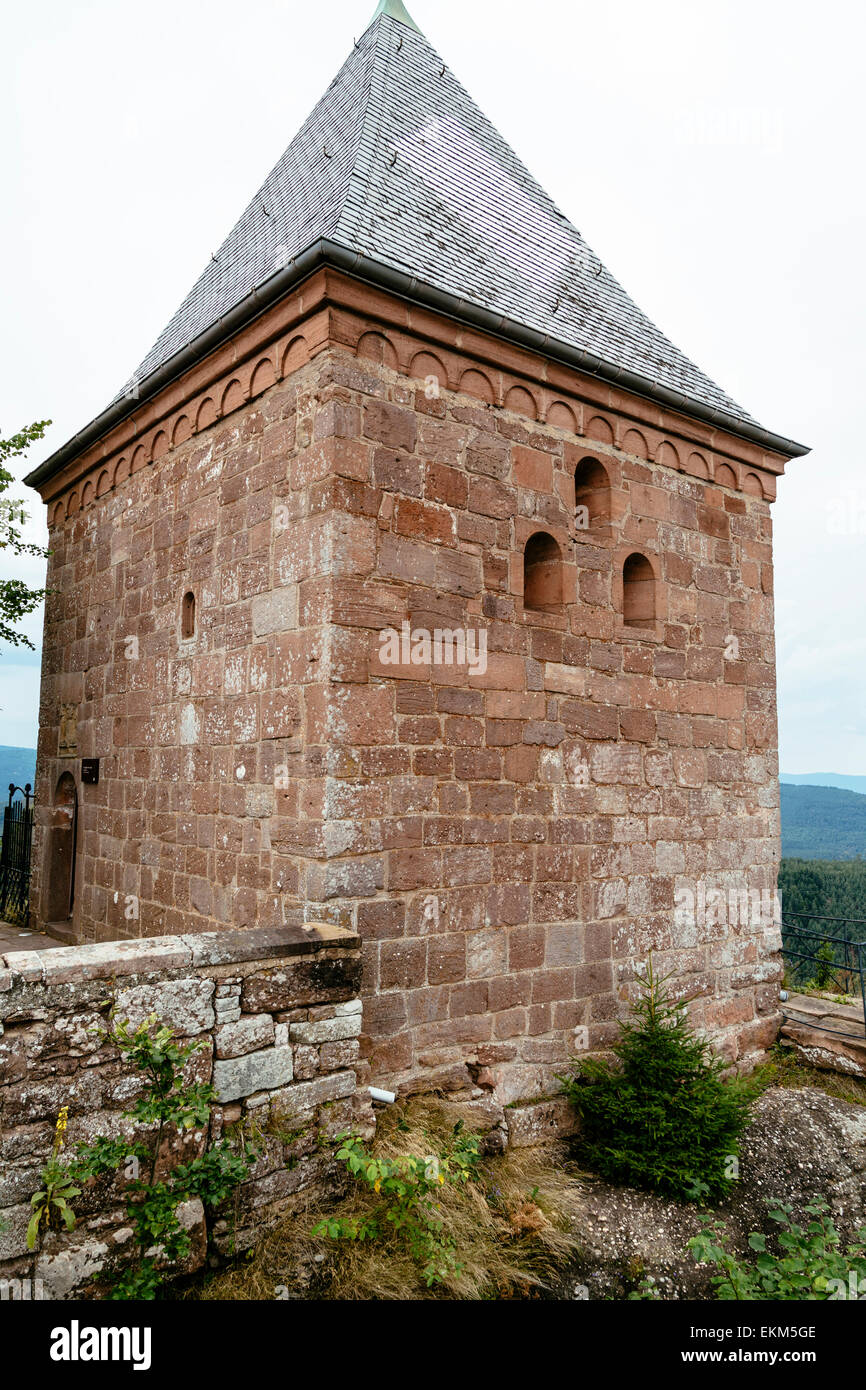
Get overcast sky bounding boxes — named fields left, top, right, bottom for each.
left=2, top=0, right=863, bottom=772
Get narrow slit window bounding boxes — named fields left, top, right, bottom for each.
left=181, top=590, right=196, bottom=639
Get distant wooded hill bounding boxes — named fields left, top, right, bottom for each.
left=0, top=746, right=36, bottom=798
left=781, top=772, right=866, bottom=796
left=780, top=783, right=866, bottom=860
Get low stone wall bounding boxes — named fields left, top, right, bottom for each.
left=780, top=991, right=866, bottom=1078
left=0, top=923, right=368, bottom=1298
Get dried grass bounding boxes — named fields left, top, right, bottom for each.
left=771, top=1045, right=866, bottom=1107
left=192, top=1096, right=584, bottom=1301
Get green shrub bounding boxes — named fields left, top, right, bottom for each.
left=812, top=940, right=837, bottom=989
left=313, top=1121, right=482, bottom=1286
left=689, top=1198, right=866, bottom=1299
left=559, top=958, right=759, bottom=1201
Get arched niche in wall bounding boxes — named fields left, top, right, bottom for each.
left=523, top=531, right=563, bottom=613
left=574, top=456, right=611, bottom=531
left=622, top=552, right=656, bottom=629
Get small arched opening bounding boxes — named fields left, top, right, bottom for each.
left=622, top=552, right=656, bottom=628
left=574, top=457, right=610, bottom=530
left=523, top=532, right=563, bottom=613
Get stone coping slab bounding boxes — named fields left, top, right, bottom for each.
left=0, top=922, right=359, bottom=986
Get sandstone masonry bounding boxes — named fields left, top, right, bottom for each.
left=26, top=270, right=789, bottom=1104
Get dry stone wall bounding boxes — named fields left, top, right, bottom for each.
left=0, top=923, right=366, bottom=1298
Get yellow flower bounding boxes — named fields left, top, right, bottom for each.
left=53, top=1106, right=69, bottom=1153
left=438, top=1174, right=445, bottom=1185
left=374, top=1179, right=381, bottom=1193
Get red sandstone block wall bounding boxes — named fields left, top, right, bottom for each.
left=31, top=321, right=782, bottom=1104
left=292, top=347, right=781, bottom=1098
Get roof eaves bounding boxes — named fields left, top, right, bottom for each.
left=25, top=238, right=809, bottom=492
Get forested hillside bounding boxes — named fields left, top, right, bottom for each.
left=779, top=858, right=866, bottom=920
left=779, top=858, right=866, bottom=987
left=780, top=783, right=866, bottom=859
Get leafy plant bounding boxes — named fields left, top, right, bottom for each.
left=314, top=1122, right=481, bottom=1286
left=689, top=1197, right=866, bottom=1300
left=0, top=420, right=51, bottom=651
left=559, top=957, right=759, bottom=1201
left=27, top=1107, right=81, bottom=1249
left=29, top=1013, right=257, bottom=1299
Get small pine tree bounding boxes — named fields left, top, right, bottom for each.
left=560, top=959, right=759, bottom=1201
left=813, top=940, right=836, bottom=989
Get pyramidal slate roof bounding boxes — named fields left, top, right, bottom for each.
left=29, top=0, right=806, bottom=487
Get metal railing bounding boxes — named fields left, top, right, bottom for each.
left=780, top=910, right=866, bottom=1041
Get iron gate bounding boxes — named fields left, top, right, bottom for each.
left=0, top=783, right=34, bottom=922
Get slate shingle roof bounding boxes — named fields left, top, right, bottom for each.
left=29, top=0, right=806, bottom=486
left=121, top=1, right=756, bottom=424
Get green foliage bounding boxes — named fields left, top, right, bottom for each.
left=173, top=1146, right=257, bottom=1208
left=812, top=940, right=836, bottom=989
left=689, top=1198, right=866, bottom=1300
left=27, top=1154, right=80, bottom=1250
left=559, top=959, right=759, bottom=1201
left=27, top=1105, right=80, bottom=1250
left=779, top=857, right=866, bottom=920
left=28, top=1012, right=256, bottom=1299
left=314, top=1122, right=482, bottom=1286
left=779, top=857, right=866, bottom=990
left=0, top=420, right=51, bottom=651
left=108, top=1259, right=163, bottom=1301
left=102, top=1013, right=216, bottom=1132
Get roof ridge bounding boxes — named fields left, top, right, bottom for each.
left=334, top=15, right=395, bottom=252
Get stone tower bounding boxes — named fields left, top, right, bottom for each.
left=25, top=0, right=807, bottom=1102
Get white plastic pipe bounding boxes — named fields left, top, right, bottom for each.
left=369, top=1086, right=396, bottom=1104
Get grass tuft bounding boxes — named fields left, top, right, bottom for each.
left=192, top=1096, right=583, bottom=1301
left=768, top=1044, right=866, bottom=1106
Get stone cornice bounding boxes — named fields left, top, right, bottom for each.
left=32, top=266, right=797, bottom=521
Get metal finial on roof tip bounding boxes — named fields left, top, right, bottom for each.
left=369, top=0, right=421, bottom=33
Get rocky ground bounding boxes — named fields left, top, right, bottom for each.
left=188, top=1080, right=866, bottom=1301
left=555, top=1085, right=866, bottom=1299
